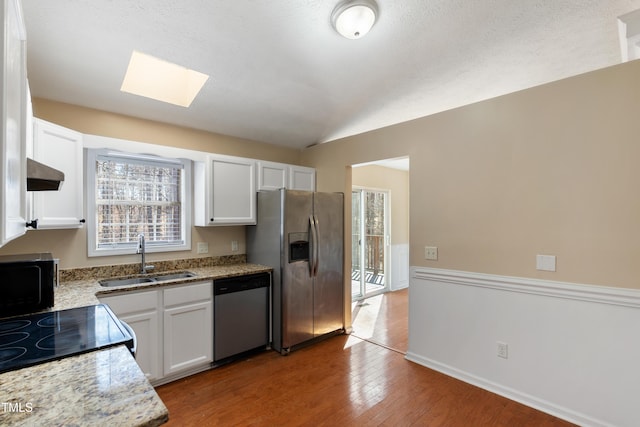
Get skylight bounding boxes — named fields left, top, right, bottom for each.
left=120, top=50, right=209, bottom=107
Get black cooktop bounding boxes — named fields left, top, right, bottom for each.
left=0, top=304, right=133, bottom=374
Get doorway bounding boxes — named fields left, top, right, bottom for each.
left=351, top=188, right=389, bottom=300
left=350, top=156, right=409, bottom=303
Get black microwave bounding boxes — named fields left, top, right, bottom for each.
left=0, top=253, right=58, bottom=317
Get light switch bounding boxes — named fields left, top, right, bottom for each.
left=197, top=242, right=209, bottom=254
left=536, top=254, right=556, bottom=272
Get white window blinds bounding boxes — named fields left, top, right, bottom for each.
left=93, top=152, right=187, bottom=250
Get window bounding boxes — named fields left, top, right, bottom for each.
left=86, top=149, right=191, bottom=256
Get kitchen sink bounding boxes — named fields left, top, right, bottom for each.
left=99, top=271, right=196, bottom=287
left=152, top=271, right=197, bottom=281
left=99, top=277, right=156, bottom=287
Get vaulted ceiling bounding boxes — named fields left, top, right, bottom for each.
left=22, top=0, right=640, bottom=149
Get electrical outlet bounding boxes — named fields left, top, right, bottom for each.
left=497, top=342, right=508, bottom=359
left=231, top=240, right=239, bottom=252
left=197, top=242, right=209, bottom=254
left=424, top=246, right=438, bottom=260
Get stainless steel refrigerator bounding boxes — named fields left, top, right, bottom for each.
left=247, top=189, right=344, bottom=354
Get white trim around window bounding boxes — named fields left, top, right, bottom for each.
left=86, top=148, right=192, bottom=257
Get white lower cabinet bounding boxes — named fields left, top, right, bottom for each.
left=99, top=280, right=213, bottom=385
left=99, top=289, right=161, bottom=381
left=163, top=282, right=213, bottom=376
left=119, top=307, right=161, bottom=381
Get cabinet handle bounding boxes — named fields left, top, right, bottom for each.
left=79, top=219, right=86, bottom=224
left=26, top=219, right=38, bottom=229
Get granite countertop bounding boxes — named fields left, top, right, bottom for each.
left=0, top=346, right=167, bottom=427
left=0, top=262, right=272, bottom=427
left=56, top=263, right=273, bottom=310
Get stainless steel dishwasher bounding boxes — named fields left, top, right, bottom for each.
left=214, top=272, right=270, bottom=363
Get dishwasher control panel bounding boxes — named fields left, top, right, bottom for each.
left=214, top=272, right=270, bottom=295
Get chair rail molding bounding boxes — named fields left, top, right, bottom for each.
left=412, top=267, right=640, bottom=308
left=407, top=266, right=640, bottom=427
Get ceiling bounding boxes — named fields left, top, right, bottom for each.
left=21, top=0, right=640, bottom=150
left=355, top=157, right=409, bottom=171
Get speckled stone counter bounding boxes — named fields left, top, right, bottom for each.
left=57, top=263, right=273, bottom=309
left=0, top=346, right=167, bottom=427
left=0, top=261, right=272, bottom=427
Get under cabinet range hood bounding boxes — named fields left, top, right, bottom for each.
left=26, top=158, right=65, bottom=191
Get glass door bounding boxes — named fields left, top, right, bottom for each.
left=351, top=188, right=388, bottom=301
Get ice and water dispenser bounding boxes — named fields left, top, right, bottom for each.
left=288, top=232, right=309, bottom=262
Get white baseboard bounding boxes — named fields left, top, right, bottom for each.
left=409, top=267, right=640, bottom=427
left=405, top=352, right=601, bottom=427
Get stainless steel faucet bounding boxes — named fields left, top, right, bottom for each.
left=136, top=233, right=155, bottom=274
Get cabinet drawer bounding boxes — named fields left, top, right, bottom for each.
left=164, top=281, right=212, bottom=307
left=100, top=289, right=159, bottom=314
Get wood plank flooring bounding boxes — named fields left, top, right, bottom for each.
left=351, top=289, right=408, bottom=353
left=156, top=289, right=574, bottom=426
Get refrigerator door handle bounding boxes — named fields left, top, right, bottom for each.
left=312, top=214, right=320, bottom=277
left=309, top=215, right=317, bottom=276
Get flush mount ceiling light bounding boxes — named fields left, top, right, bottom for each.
left=121, top=50, right=209, bottom=107
left=331, top=0, right=378, bottom=40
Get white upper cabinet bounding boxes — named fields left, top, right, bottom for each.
left=194, top=155, right=256, bottom=226
left=256, top=160, right=287, bottom=191
left=288, top=165, right=316, bottom=191
left=30, top=118, right=84, bottom=229
left=0, top=0, right=28, bottom=247
left=256, top=161, right=316, bottom=192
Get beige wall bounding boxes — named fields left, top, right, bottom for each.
left=32, top=98, right=301, bottom=163
left=0, top=99, right=302, bottom=269
left=6, top=59, right=640, bottom=288
left=352, top=165, right=409, bottom=245
left=0, top=226, right=246, bottom=270
left=302, top=60, right=640, bottom=290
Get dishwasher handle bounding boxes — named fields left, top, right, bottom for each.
left=214, top=273, right=271, bottom=296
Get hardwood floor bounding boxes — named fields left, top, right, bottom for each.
left=351, top=289, right=408, bottom=353
left=156, top=289, right=573, bottom=426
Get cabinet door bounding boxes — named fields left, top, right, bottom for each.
left=0, top=0, right=28, bottom=246
left=256, top=161, right=287, bottom=191
left=31, top=119, right=84, bottom=228
left=163, top=300, right=213, bottom=375
left=118, top=310, right=161, bottom=381
left=209, top=156, right=256, bottom=225
left=100, top=290, right=161, bottom=382
left=288, top=165, right=316, bottom=191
